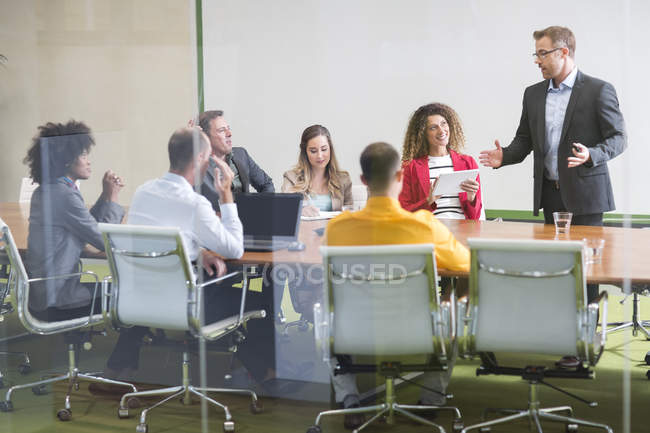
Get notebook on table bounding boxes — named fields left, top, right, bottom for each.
left=235, top=193, right=303, bottom=252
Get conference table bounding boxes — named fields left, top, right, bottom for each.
left=235, top=214, right=650, bottom=286
left=2, top=201, right=650, bottom=285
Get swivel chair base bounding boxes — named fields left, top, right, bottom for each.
left=606, top=292, right=650, bottom=339
left=0, top=343, right=137, bottom=420
left=306, top=377, right=463, bottom=433
left=460, top=381, right=612, bottom=433
left=117, top=351, right=263, bottom=433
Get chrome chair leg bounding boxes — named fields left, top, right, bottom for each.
left=119, top=385, right=184, bottom=412
left=193, top=386, right=260, bottom=410
left=538, top=409, right=613, bottom=432
left=137, top=388, right=186, bottom=427
left=312, top=403, right=387, bottom=428
left=353, top=404, right=390, bottom=433
left=540, top=405, right=573, bottom=416
left=397, top=402, right=462, bottom=419
left=2, top=372, right=71, bottom=410
left=188, top=386, right=232, bottom=421
left=530, top=410, right=544, bottom=433
left=393, top=404, right=445, bottom=433
left=461, top=410, right=529, bottom=432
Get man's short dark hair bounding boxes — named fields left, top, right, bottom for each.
left=533, top=26, right=576, bottom=58
left=168, top=127, right=209, bottom=171
left=198, top=110, right=224, bottom=134
left=360, top=142, right=400, bottom=192
left=23, top=120, right=95, bottom=184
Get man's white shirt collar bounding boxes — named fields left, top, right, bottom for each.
left=162, top=172, right=198, bottom=192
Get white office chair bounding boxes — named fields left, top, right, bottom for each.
left=19, top=177, right=80, bottom=203
left=0, top=217, right=136, bottom=419
left=351, top=185, right=368, bottom=210
left=307, top=244, right=463, bottom=433
left=0, top=236, right=31, bottom=389
left=458, top=238, right=611, bottom=433
left=18, top=178, right=38, bottom=203
left=99, top=223, right=266, bottom=433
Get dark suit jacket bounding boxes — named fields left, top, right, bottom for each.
left=201, top=147, right=275, bottom=212
left=501, top=70, right=626, bottom=216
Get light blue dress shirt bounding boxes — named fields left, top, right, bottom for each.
left=544, top=67, right=578, bottom=180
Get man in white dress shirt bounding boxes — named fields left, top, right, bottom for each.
left=104, top=127, right=274, bottom=385
left=128, top=126, right=243, bottom=265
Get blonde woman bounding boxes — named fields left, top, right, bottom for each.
left=399, top=103, right=482, bottom=220
left=282, top=125, right=352, bottom=216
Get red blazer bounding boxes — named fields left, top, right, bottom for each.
left=399, top=149, right=482, bottom=220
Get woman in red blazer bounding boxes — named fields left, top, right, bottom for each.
left=399, top=103, right=482, bottom=220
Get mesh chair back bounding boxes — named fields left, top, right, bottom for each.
left=321, top=244, right=445, bottom=359
left=467, top=238, right=585, bottom=356
left=100, top=223, right=194, bottom=331
left=18, top=178, right=38, bottom=203
left=0, top=219, right=22, bottom=313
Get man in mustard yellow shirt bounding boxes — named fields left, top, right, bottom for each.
left=325, top=142, right=469, bottom=430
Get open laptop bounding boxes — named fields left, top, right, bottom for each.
left=235, top=192, right=303, bottom=252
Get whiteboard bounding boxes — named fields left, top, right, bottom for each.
left=202, top=0, right=649, bottom=213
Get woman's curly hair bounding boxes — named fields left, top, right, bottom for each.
left=24, top=120, right=95, bottom=184
left=402, top=102, right=466, bottom=162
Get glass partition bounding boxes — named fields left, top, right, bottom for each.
left=0, top=1, right=646, bottom=432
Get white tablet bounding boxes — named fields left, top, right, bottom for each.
left=431, top=169, right=479, bottom=196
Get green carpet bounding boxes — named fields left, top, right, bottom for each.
left=1, top=286, right=648, bottom=432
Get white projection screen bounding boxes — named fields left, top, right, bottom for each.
left=202, top=0, right=649, bottom=214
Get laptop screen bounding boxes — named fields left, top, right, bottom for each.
left=235, top=193, right=303, bottom=240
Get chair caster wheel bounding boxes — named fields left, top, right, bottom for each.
left=644, top=351, right=650, bottom=365
left=57, top=408, right=72, bottom=421
left=118, top=406, right=129, bottom=419
left=306, top=426, right=322, bottom=433
left=127, top=397, right=142, bottom=409
left=566, top=423, right=579, bottom=432
left=18, top=363, right=31, bottom=375
left=0, top=401, right=14, bottom=412
left=452, top=418, right=464, bottom=433
left=136, top=423, right=148, bottom=433
left=646, top=370, right=650, bottom=380
left=31, top=385, right=47, bottom=395
left=223, top=420, right=235, bottom=432
left=250, top=400, right=264, bottom=414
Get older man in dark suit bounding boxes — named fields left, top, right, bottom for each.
left=198, top=110, right=274, bottom=212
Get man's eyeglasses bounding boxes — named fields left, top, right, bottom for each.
left=532, top=47, right=564, bottom=59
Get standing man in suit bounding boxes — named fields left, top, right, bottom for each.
left=198, top=110, right=274, bottom=211
left=479, top=26, right=627, bottom=367
left=480, top=25, right=626, bottom=229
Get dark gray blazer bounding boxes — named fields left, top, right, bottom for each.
left=201, top=146, right=275, bottom=212
left=501, top=70, right=627, bottom=216
left=27, top=179, right=125, bottom=311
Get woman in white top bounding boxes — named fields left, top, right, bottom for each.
left=282, top=125, right=352, bottom=216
